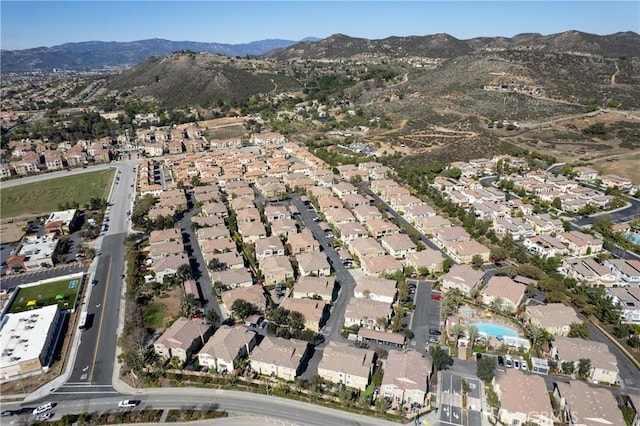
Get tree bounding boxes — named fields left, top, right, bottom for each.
left=231, top=299, right=256, bottom=319
left=176, top=264, right=192, bottom=282
left=490, top=247, right=509, bottom=263
left=208, top=258, right=226, bottom=271
left=442, top=258, right=454, bottom=273
left=471, top=254, right=484, bottom=270
left=567, top=322, right=589, bottom=339
left=467, top=325, right=480, bottom=347
left=561, top=361, right=575, bottom=375
left=525, top=325, right=547, bottom=352
left=476, top=356, right=496, bottom=383
left=490, top=297, right=504, bottom=313
left=551, top=197, right=562, bottom=210
left=288, top=310, right=305, bottom=331
left=429, top=346, right=453, bottom=371
left=269, top=306, right=289, bottom=327
left=577, top=358, right=591, bottom=380
left=452, top=323, right=466, bottom=340
left=205, top=309, right=220, bottom=327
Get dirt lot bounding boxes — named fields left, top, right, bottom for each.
left=0, top=215, right=31, bottom=244
left=592, top=153, right=640, bottom=184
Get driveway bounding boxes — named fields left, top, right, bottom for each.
left=407, top=279, right=441, bottom=352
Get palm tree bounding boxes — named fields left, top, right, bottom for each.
left=441, top=303, right=453, bottom=321
left=452, top=323, right=466, bottom=340
left=525, top=325, right=551, bottom=354
left=490, top=297, right=503, bottom=313
left=469, top=287, right=480, bottom=302
left=467, top=325, right=480, bottom=348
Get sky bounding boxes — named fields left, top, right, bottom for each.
left=1, top=1, right=638, bottom=50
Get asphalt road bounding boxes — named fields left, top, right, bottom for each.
left=359, top=184, right=455, bottom=262
left=290, top=194, right=354, bottom=342
left=58, top=162, right=137, bottom=391
left=5, top=389, right=398, bottom=426
left=0, top=263, right=89, bottom=291
left=178, top=189, right=222, bottom=320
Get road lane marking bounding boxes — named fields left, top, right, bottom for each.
left=89, top=257, right=111, bottom=383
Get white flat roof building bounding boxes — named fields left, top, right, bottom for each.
left=0, top=305, right=62, bottom=380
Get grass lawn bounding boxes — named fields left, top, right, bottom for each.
left=8, top=276, right=82, bottom=313
left=0, top=169, right=115, bottom=218
left=143, top=302, right=166, bottom=329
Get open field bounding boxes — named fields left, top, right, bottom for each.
left=8, top=275, right=83, bottom=313
left=0, top=217, right=31, bottom=244
left=0, top=169, right=115, bottom=218
left=591, top=153, right=640, bottom=184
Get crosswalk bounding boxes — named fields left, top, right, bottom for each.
left=54, top=383, right=118, bottom=395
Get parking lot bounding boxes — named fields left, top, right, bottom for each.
left=439, top=371, right=484, bottom=425
left=0, top=262, right=89, bottom=291
left=407, top=279, right=441, bottom=352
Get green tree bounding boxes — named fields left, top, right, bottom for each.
left=471, top=254, right=484, bottom=270
left=429, top=346, right=454, bottom=371
left=476, top=356, right=496, bottom=383
left=567, top=322, right=589, bottom=339
left=231, top=299, right=257, bottom=319
left=442, top=258, right=454, bottom=272
left=577, top=358, right=592, bottom=379
left=551, top=197, right=562, bottom=210
left=467, top=325, right=480, bottom=347
left=288, top=310, right=306, bottom=331
left=561, top=361, right=575, bottom=375
left=452, top=323, right=466, bottom=340
left=525, top=325, right=548, bottom=352
left=489, top=247, right=509, bottom=263
left=205, top=309, right=220, bottom=327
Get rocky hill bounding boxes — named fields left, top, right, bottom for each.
left=106, top=52, right=301, bottom=107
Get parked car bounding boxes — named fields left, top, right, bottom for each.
left=520, top=359, right=528, bottom=371
left=36, top=412, right=53, bottom=422
left=429, top=328, right=441, bottom=335
left=431, top=294, right=442, bottom=301
left=1, top=410, right=14, bottom=417
left=513, top=359, right=521, bottom=369
left=118, top=400, right=140, bottom=409
left=32, top=403, right=53, bottom=416
left=497, top=355, right=505, bottom=367
left=428, top=336, right=440, bottom=343
left=505, top=355, right=513, bottom=368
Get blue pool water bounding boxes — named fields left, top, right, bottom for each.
left=472, top=322, right=517, bottom=339
left=626, top=233, right=640, bottom=246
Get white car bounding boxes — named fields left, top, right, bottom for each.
left=36, top=412, right=53, bottom=421
left=118, top=400, right=140, bottom=408
left=32, top=403, right=53, bottom=415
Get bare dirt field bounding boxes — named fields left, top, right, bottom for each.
left=0, top=216, right=32, bottom=244
left=592, top=153, right=640, bottom=184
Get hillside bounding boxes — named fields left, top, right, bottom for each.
left=267, top=31, right=640, bottom=60
left=106, top=52, right=301, bottom=107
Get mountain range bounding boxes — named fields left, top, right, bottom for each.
left=0, top=37, right=320, bottom=73
left=2, top=31, right=639, bottom=73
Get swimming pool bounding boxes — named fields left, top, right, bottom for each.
left=472, top=322, right=517, bottom=339
left=625, top=232, right=640, bottom=246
